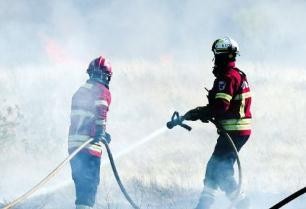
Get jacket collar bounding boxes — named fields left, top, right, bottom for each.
left=227, top=61, right=236, bottom=69
left=87, top=79, right=109, bottom=89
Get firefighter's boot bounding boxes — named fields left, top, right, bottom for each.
left=194, top=187, right=216, bottom=209
left=235, top=196, right=250, bottom=209
left=227, top=191, right=250, bottom=209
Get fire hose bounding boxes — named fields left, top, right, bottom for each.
left=2, top=113, right=303, bottom=209
left=167, top=111, right=306, bottom=208
left=2, top=138, right=140, bottom=209
left=269, top=187, right=306, bottom=209
left=102, top=140, right=140, bottom=209
left=166, top=111, right=242, bottom=209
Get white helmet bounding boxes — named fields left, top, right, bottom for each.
left=212, top=36, right=239, bottom=55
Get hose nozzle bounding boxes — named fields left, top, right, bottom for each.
left=166, top=111, right=192, bottom=131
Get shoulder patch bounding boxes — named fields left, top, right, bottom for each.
left=218, top=80, right=226, bottom=91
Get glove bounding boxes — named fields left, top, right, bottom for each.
left=95, top=132, right=111, bottom=144
left=95, top=126, right=111, bottom=144
left=184, top=107, right=202, bottom=121
left=184, top=106, right=212, bottom=123
left=101, top=132, right=111, bottom=144
left=199, top=105, right=212, bottom=123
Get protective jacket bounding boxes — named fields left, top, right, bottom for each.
left=68, top=79, right=111, bottom=157
left=208, top=61, right=251, bottom=135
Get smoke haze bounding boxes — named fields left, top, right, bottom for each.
left=1, top=0, right=306, bottom=208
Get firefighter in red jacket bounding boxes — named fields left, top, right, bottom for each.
left=68, top=56, right=112, bottom=209
left=185, top=37, right=251, bottom=209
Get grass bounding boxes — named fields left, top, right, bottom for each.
left=1, top=61, right=306, bottom=208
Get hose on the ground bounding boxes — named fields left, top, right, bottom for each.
left=166, top=112, right=243, bottom=209
left=102, top=140, right=140, bottom=209
left=1, top=138, right=141, bottom=209
left=1, top=138, right=94, bottom=209
left=269, top=187, right=306, bottom=209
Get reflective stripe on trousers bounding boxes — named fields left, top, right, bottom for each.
left=69, top=135, right=103, bottom=157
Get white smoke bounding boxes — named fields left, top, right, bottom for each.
left=1, top=0, right=306, bottom=208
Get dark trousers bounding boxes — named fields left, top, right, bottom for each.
left=69, top=150, right=101, bottom=207
left=204, top=133, right=249, bottom=195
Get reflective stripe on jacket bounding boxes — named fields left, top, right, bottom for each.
left=68, top=80, right=111, bottom=157
left=208, top=62, right=252, bottom=135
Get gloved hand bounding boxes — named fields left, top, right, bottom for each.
left=101, top=132, right=111, bottom=144
left=184, top=107, right=202, bottom=121
left=184, top=106, right=212, bottom=123
left=198, top=105, right=212, bottom=123
left=95, top=126, right=111, bottom=144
